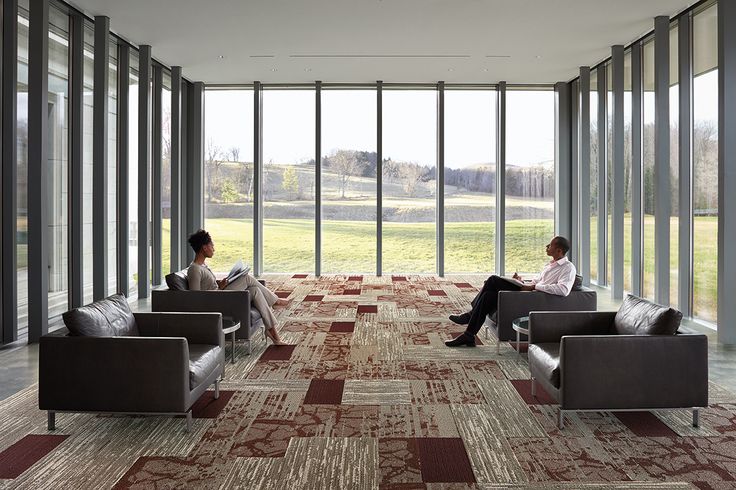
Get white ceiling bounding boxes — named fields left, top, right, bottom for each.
left=67, top=0, right=695, bottom=84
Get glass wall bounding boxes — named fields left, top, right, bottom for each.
left=505, top=89, right=555, bottom=274
left=128, top=50, right=139, bottom=294
left=203, top=89, right=254, bottom=272
left=669, top=24, right=680, bottom=308
left=161, top=71, right=172, bottom=277
left=623, top=50, right=633, bottom=292
left=590, top=70, right=599, bottom=282
left=262, top=89, right=315, bottom=273
left=693, top=4, right=718, bottom=322
left=444, top=89, right=496, bottom=273
left=642, top=38, right=655, bottom=300
left=17, top=0, right=29, bottom=332
left=82, top=23, right=94, bottom=304
left=47, top=6, right=70, bottom=318
left=321, top=89, right=377, bottom=274
left=382, top=89, right=437, bottom=274
left=607, top=63, right=613, bottom=285
left=107, top=37, right=118, bottom=294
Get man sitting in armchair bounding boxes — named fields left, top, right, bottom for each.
left=445, top=236, right=576, bottom=347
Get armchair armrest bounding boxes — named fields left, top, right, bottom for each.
left=39, top=335, right=190, bottom=413
left=135, top=312, right=223, bottom=347
left=559, top=334, right=709, bottom=410
left=152, top=289, right=250, bottom=324
left=528, top=311, right=616, bottom=344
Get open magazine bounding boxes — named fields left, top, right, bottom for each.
left=500, top=276, right=533, bottom=287
left=225, top=259, right=251, bottom=284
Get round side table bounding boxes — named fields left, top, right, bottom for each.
left=222, top=318, right=241, bottom=364
left=511, top=316, right=529, bottom=358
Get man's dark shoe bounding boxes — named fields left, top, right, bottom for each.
left=449, top=312, right=471, bottom=325
left=445, top=332, right=476, bottom=347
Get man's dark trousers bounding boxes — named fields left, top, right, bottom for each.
left=466, top=275, right=522, bottom=336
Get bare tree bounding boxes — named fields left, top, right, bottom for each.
left=205, top=138, right=223, bottom=202
left=229, top=146, right=241, bottom=163
left=329, top=149, right=361, bottom=199
left=400, top=162, right=425, bottom=198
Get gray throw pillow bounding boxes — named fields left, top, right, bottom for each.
left=613, top=294, right=682, bottom=335
left=63, top=294, right=139, bottom=337
left=165, top=269, right=189, bottom=291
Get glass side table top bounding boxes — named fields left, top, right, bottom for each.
left=512, top=316, right=529, bottom=334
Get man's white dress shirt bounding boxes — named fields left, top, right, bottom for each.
left=531, top=256, right=577, bottom=296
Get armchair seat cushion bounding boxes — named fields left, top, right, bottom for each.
left=189, top=344, right=223, bottom=390
left=529, top=343, right=561, bottom=388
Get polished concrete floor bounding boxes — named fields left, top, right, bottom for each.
left=1, top=284, right=734, bottom=402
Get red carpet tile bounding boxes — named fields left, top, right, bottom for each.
left=615, top=411, right=679, bottom=437
left=454, top=282, right=474, bottom=288
left=450, top=332, right=484, bottom=345
left=510, top=379, right=557, bottom=405
left=357, top=305, right=378, bottom=314
left=343, top=289, right=361, bottom=295
left=191, top=390, right=235, bottom=418
left=415, top=437, right=475, bottom=483
left=259, top=345, right=297, bottom=361
left=292, top=274, right=308, bottom=279
left=303, top=379, right=345, bottom=404
left=0, top=434, right=68, bottom=479
left=275, top=291, right=291, bottom=298
left=392, top=276, right=408, bottom=282
left=427, top=290, right=447, bottom=297
left=347, top=275, right=363, bottom=282
left=303, top=295, right=324, bottom=302
left=329, top=321, right=356, bottom=333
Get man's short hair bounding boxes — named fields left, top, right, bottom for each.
left=188, top=229, right=211, bottom=254
left=553, top=236, right=571, bottom=255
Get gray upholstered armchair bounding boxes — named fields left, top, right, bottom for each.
left=484, top=286, right=597, bottom=354
left=152, top=269, right=265, bottom=354
left=528, top=295, right=708, bottom=429
left=39, top=294, right=225, bottom=432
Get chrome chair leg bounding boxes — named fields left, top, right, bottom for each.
left=214, top=379, right=220, bottom=399
left=531, top=377, right=536, bottom=397
left=558, top=409, right=565, bottom=430
left=185, top=411, right=193, bottom=432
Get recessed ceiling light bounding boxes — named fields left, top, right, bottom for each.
left=218, top=55, right=225, bottom=60
left=271, top=68, right=278, bottom=72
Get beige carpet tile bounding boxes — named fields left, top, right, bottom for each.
left=451, top=404, right=527, bottom=484
left=219, top=379, right=311, bottom=392
left=496, top=359, right=532, bottom=380
left=342, top=380, right=412, bottom=405
left=477, top=482, right=695, bottom=489
left=378, top=404, right=460, bottom=438
left=220, top=457, right=284, bottom=490
left=277, top=436, right=379, bottom=490
left=654, top=409, right=721, bottom=437
left=475, top=379, right=546, bottom=438
left=409, top=380, right=487, bottom=405
left=403, top=345, right=513, bottom=361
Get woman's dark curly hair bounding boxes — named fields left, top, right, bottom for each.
left=188, top=229, right=212, bottom=254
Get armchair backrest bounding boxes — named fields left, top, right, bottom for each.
left=62, top=294, right=139, bottom=337
left=165, top=268, right=189, bottom=291
left=613, top=294, right=682, bottom=336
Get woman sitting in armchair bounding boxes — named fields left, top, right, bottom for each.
left=187, top=229, right=285, bottom=345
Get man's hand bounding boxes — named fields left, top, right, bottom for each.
left=217, top=278, right=229, bottom=290
left=520, top=284, right=536, bottom=292
left=512, top=272, right=522, bottom=281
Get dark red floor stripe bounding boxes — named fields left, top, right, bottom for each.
left=453, top=282, right=473, bottom=288
left=347, top=275, right=363, bottom=282
left=330, top=321, right=356, bottom=333
left=303, top=379, right=345, bottom=404
left=275, top=291, right=291, bottom=298
left=415, top=437, right=475, bottom=483
left=191, top=390, right=235, bottom=418
left=615, top=411, right=679, bottom=437
left=392, top=276, right=408, bottom=282
left=292, top=274, right=308, bottom=278
left=303, top=295, right=324, bottom=302
left=343, top=289, right=361, bottom=295
left=357, top=305, right=378, bottom=314
left=427, top=290, right=447, bottom=296
left=0, top=434, right=68, bottom=478
left=510, top=379, right=556, bottom=405
left=259, top=345, right=297, bottom=361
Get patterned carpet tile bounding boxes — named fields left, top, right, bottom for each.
left=0, top=274, right=734, bottom=488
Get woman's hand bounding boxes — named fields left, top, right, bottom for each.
left=217, top=278, right=229, bottom=290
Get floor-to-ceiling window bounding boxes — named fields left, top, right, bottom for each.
left=107, top=37, right=118, bottom=294
left=203, top=89, right=254, bottom=272
left=642, top=37, right=655, bottom=299
left=590, top=71, right=599, bottom=282
left=692, top=3, right=718, bottom=323
left=624, top=50, right=633, bottom=292
left=505, top=89, right=555, bottom=274
left=262, top=89, right=315, bottom=273
left=444, top=88, right=496, bottom=273
left=128, top=49, right=139, bottom=294
left=382, top=89, right=437, bottom=274
left=82, top=22, right=94, bottom=304
left=321, top=89, right=377, bottom=274
left=669, top=23, right=680, bottom=308
left=161, top=70, right=172, bottom=277
left=17, top=0, right=29, bottom=333
left=47, top=5, right=70, bottom=318
left=606, top=63, right=613, bottom=285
